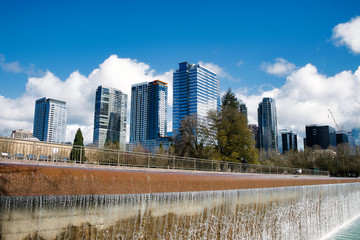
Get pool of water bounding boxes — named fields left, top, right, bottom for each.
left=322, top=214, right=360, bottom=240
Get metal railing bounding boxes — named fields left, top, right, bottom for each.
left=0, top=137, right=329, bottom=176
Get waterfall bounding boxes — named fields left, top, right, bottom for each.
left=1, top=183, right=360, bottom=239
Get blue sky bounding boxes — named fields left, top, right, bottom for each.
left=1, top=0, right=360, bottom=144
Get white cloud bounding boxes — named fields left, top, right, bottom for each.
left=236, top=60, right=244, bottom=67
left=0, top=54, right=23, bottom=73
left=0, top=54, right=43, bottom=76
left=66, top=124, right=94, bottom=144
left=0, top=55, right=173, bottom=143
left=237, top=64, right=360, bottom=141
left=332, top=16, right=360, bottom=54
left=198, top=61, right=233, bottom=79
left=261, top=58, right=297, bottom=77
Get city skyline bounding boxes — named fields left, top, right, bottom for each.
left=0, top=1, right=360, bottom=147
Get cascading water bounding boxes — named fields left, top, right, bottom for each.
left=1, top=183, right=360, bottom=239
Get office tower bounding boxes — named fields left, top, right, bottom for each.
left=239, top=99, right=248, bottom=122
left=278, top=129, right=298, bottom=154
left=130, top=82, right=148, bottom=143
left=352, top=128, right=360, bottom=146
left=336, top=132, right=349, bottom=145
left=130, top=80, right=168, bottom=152
left=148, top=80, right=168, bottom=139
left=173, top=62, right=220, bottom=136
left=305, top=125, right=336, bottom=149
left=33, top=97, right=67, bottom=143
left=248, top=124, right=259, bottom=149
left=257, top=97, right=278, bottom=151
left=336, top=131, right=355, bottom=153
left=93, top=86, right=127, bottom=150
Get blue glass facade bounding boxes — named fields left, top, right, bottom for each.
left=278, top=129, right=297, bottom=153
left=238, top=99, right=247, bottom=123
left=33, top=97, right=67, bottom=143
left=130, top=80, right=168, bottom=152
left=172, top=62, right=220, bottom=135
left=258, top=97, right=278, bottom=151
left=93, top=86, right=127, bottom=150
left=352, top=128, right=360, bottom=146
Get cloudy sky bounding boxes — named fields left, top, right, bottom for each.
left=1, top=0, right=360, bottom=147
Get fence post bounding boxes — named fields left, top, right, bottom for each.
left=79, top=147, right=82, bottom=164
left=173, top=156, right=175, bottom=169
left=194, top=158, right=196, bottom=171
left=117, top=152, right=120, bottom=166
left=33, top=141, right=36, bottom=161
left=148, top=154, right=150, bottom=168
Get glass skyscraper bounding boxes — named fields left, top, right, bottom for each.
left=33, top=97, right=67, bottom=143
left=172, top=62, right=220, bottom=135
left=352, top=128, right=360, bottom=146
left=130, top=80, right=168, bottom=151
left=148, top=80, right=168, bottom=140
left=258, top=97, right=278, bottom=151
left=93, top=86, right=127, bottom=150
left=278, top=129, right=298, bottom=154
left=238, top=99, right=248, bottom=123
left=305, top=125, right=336, bottom=149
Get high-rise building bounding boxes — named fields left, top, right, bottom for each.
left=130, top=82, right=148, bottom=143
left=248, top=124, right=259, bottom=149
left=130, top=80, right=168, bottom=152
left=239, top=99, right=247, bottom=122
left=33, top=97, right=67, bottom=143
left=172, top=62, right=220, bottom=136
left=93, top=86, right=127, bottom=150
left=278, top=129, right=298, bottom=154
left=336, top=131, right=355, bottom=153
left=305, top=125, right=336, bottom=149
left=352, top=128, right=360, bottom=146
left=257, top=97, right=278, bottom=151
left=148, top=80, right=168, bottom=139
left=336, top=132, right=349, bottom=145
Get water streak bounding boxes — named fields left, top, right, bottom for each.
left=1, top=183, right=360, bottom=239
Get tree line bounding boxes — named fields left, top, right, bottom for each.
left=258, top=145, right=360, bottom=177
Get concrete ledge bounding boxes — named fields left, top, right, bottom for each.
left=1, top=161, right=360, bottom=196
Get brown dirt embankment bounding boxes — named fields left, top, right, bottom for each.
left=1, top=162, right=360, bottom=196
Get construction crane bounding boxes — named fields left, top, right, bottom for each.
left=328, top=109, right=343, bottom=131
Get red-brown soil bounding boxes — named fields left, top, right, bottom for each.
left=1, top=162, right=360, bottom=196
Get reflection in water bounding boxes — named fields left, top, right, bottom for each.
left=1, top=183, right=360, bottom=239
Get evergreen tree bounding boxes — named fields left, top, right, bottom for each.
left=208, top=88, right=258, bottom=163
left=222, top=88, right=240, bottom=109
left=70, top=128, right=86, bottom=162
left=158, top=143, right=166, bottom=155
